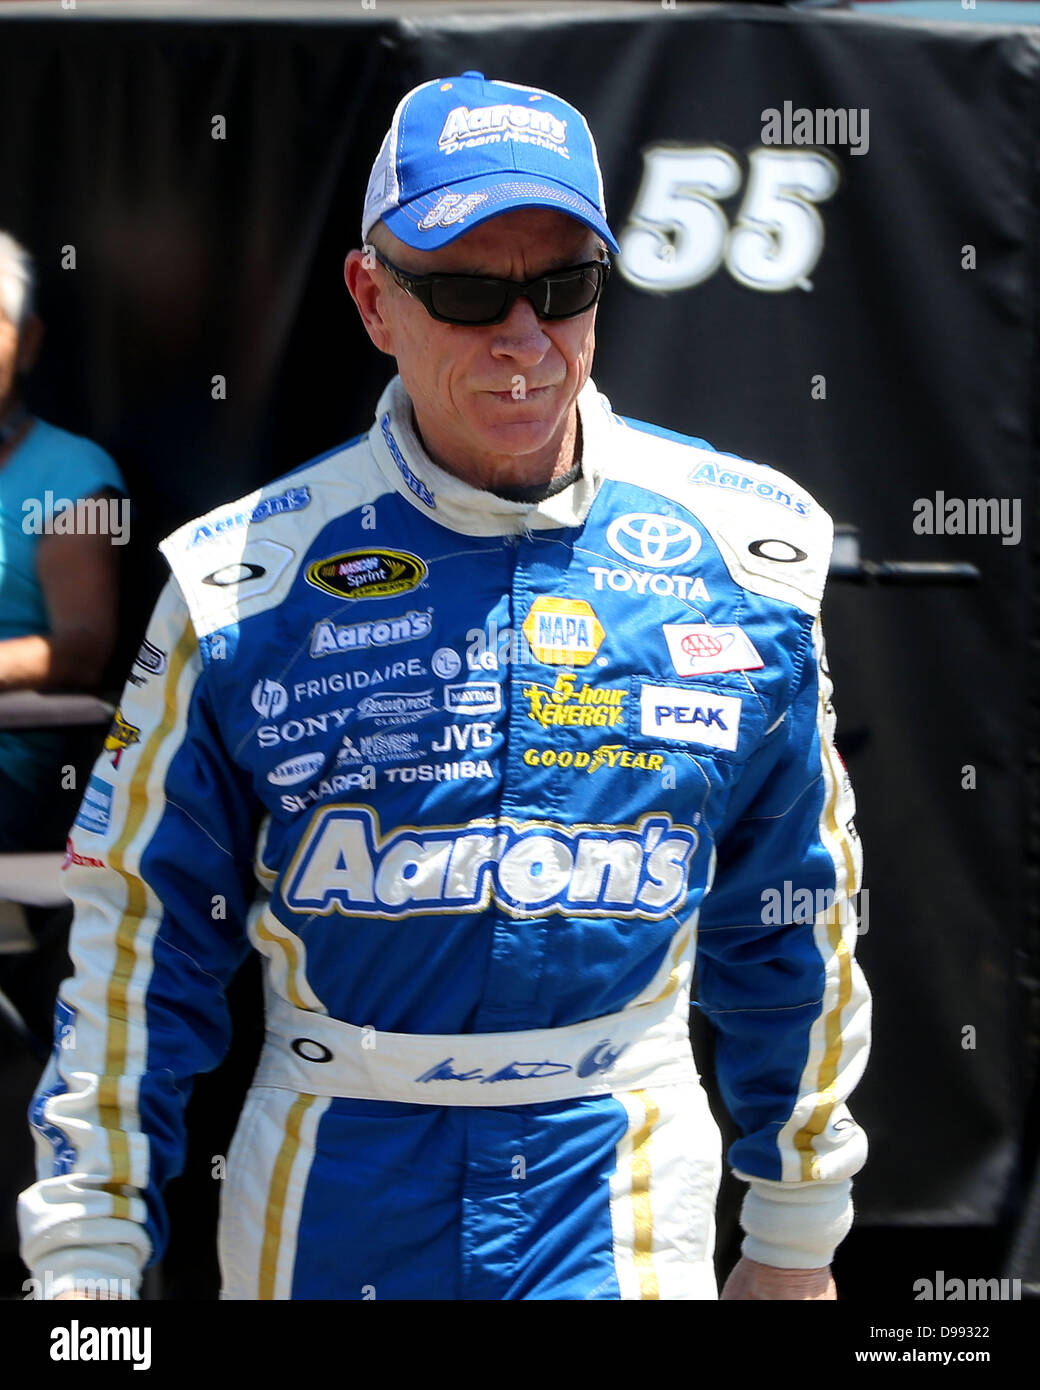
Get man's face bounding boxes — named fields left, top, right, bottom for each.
left=345, top=208, right=601, bottom=480
left=0, top=303, right=41, bottom=416
left=0, top=309, right=21, bottom=412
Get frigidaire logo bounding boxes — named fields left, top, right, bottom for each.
left=305, top=549, right=427, bottom=601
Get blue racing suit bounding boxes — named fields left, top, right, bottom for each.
left=19, top=374, right=869, bottom=1300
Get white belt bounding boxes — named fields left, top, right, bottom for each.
left=254, top=985, right=697, bottom=1107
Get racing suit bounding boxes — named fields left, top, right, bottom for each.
left=19, top=374, right=870, bottom=1300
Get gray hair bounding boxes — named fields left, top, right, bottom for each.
left=0, top=231, right=36, bottom=328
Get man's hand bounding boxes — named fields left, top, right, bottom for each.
left=720, top=1255, right=836, bottom=1301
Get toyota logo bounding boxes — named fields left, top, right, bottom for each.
left=606, top=514, right=702, bottom=568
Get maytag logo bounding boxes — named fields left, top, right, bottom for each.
left=305, top=549, right=426, bottom=601
left=444, top=682, right=501, bottom=716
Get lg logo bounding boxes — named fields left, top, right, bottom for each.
left=606, top=514, right=702, bottom=569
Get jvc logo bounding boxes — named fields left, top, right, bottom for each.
left=430, top=722, right=494, bottom=753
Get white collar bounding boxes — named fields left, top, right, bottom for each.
left=368, top=374, right=614, bottom=537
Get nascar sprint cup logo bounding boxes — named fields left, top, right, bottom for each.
left=305, top=549, right=427, bottom=600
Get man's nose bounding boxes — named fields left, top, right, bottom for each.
left=489, top=295, right=550, bottom=361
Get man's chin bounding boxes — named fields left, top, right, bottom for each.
left=470, top=399, right=567, bottom=454
left=471, top=417, right=561, bottom=459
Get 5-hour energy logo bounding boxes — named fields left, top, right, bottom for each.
left=523, top=674, right=626, bottom=728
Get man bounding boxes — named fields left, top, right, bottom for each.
left=20, top=71, right=869, bottom=1301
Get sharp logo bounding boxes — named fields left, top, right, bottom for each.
left=283, top=807, right=698, bottom=920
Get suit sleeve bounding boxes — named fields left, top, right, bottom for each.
left=18, top=575, right=260, bottom=1298
left=695, top=613, right=871, bottom=1269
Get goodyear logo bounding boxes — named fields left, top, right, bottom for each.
left=306, top=549, right=426, bottom=601
left=283, top=807, right=697, bottom=920
left=104, top=709, right=140, bottom=768
left=522, top=673, right=625, bottom=728
left=522, top=597, right=604, bottom=667
left=522, top=745, right=665, bottom=775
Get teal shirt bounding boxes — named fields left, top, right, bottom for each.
left=0, top=417, right=127, bottom=794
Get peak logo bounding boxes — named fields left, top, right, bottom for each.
left=283, top=807, right=698, bottom=920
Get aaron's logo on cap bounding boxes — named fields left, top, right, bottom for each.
left=306, top=549, right=427, bottom=601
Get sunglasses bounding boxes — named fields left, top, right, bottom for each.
left=369, top=248, right=610, bottom=326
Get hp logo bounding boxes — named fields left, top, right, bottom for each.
left=251, top=679, right=289, bottom=718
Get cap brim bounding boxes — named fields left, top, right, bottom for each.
left=380, top=171, right=620, bottom=254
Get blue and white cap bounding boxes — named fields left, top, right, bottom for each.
left=361, top=71, right=619, bottom=253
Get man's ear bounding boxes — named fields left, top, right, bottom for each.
left=16, top=312, right=44, bottom=375
left=344, top=248, right=395, bottom=357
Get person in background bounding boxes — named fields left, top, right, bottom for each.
left=0, top=231, right=126, bottom=852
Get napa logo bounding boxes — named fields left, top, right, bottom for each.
left=522, top=597, right=604, bottom=667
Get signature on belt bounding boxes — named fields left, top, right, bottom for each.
left=415, top=1040, right=628, bottom=1085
